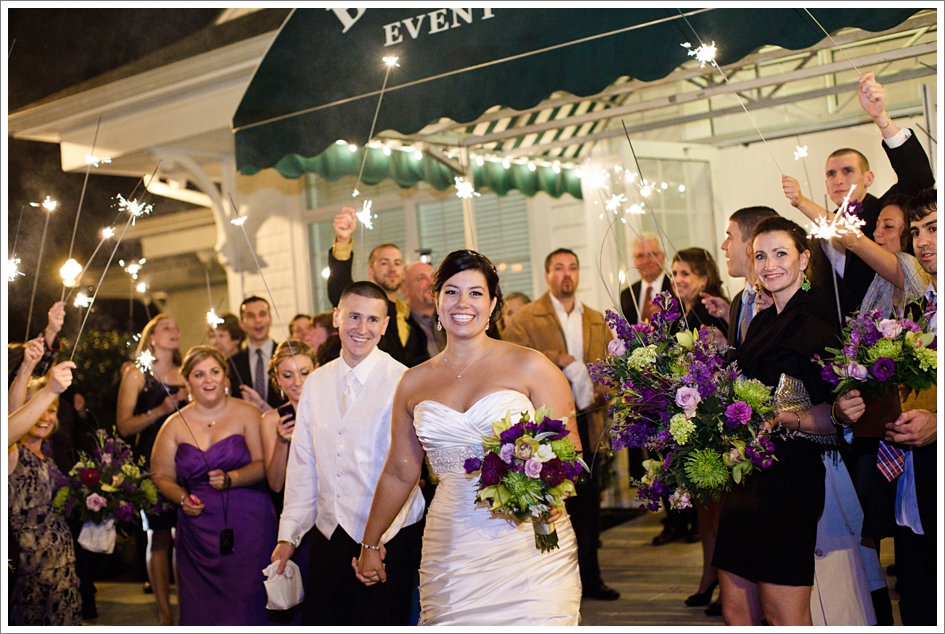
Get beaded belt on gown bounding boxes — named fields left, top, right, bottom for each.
left=426, top=445, right=484, bottom=476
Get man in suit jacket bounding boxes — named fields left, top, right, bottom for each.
left=229, top=296, right=283, bottom=410
left=271, top=281, right=425, bottom=625
left=789, top=73, right=934, bottom=320
left=620, top=232, right=676, bottom=325
left=504, top=248, right=618, bottom=601
left=326, top=207, right=429, bottom=368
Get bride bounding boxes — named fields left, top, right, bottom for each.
left=356, top=250, right=582, bottom=625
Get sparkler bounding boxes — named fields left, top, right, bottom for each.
left=120, top=258, right=147, bottom=280
left=62, top=118, right=103, bottom=303
left=117, top=194, right=153, bottom=225
left=803, top=9, right=860, bottom=74
left=59, top=258, right=83, bottom=288
left=62, top=226, right=117, bottom=307
left=74, top=293, right=92, bottom=309
left=352, top=54, right=402, bottom=200
left=605, top=193, right=627, bottom=214
left=677, top=12, right=784, bottom=175
left=793, top=146, right=808, bottom=161
left=356, top=199, right=376, bottom=230
left=135, top=350, right=156, bottom=374
left=206, top=308, right=225, bottom=327
left=8, top=205, right=26, bottom=283
left=8, top=257, right=24, bottom=282
left=85, top=155, right=112, bottom=168
left=25, top=197, right=58, bottom=341
left=454, top=176, right=480, bottom=199
left=807, top=185, right=865, bottom=241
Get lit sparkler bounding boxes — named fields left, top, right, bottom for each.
left=587, top=170, right=611, bottom=191
left=454, top=177, right=480, bottom=199
left=85, top=154, right=112, bottom=167
left=206, top=308, right=225, bottom=327
left=230, top=216, right=247, bottom=227
left=356, top=199, right=376, bottom=230
left=135, top=349, right=156, bottom=374
left=74, top=293, right=92, bottom=308
left=117, top=194, right=153, bottom=225
left=605, top=193, right=627, bottom=214
left=794, top=146, right=808, bottom=161
left=101, top=226, right=116, bottom=239
left=807, top=185, right=865, bottom=240
left=383, top=56, right=400, bottom=68
left=637, top=180, right=655, bottom=199
left=8, top=257, right=24, bottom=282
left=31, top=196, right=58, bottom=212
left=681, top=41, right=717, bottom=67
left=120, top=258, right=147, bottom=280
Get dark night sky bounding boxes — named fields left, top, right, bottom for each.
left=6, top=8, right=224, bottom=340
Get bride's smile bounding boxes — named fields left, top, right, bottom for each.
left=438, top=269, right=497, bottom=334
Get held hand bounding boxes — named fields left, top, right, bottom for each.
left=886, top=409, right=937, bottom=447
left=48, top=362, right=76, bottom=394
left=45, top=301, right=66, bottom=339
left=781, top=175, right=805, bottom=208
left=276, top=413, right=296, bottom=442
left=334, top=206, right=357, bottom=244
left=858, top=72, right=886, bottom=120
left=354, top=544, right=388, bottom=586
left=558, top=354, right=577, bottom=368
left=207, top=469, right=230, bottom=491
left=182, top=494, right=204, bottom=517
left=699, top=293, right=730, bottom=320
left=546, top=508, right=564, bottom=524
left=22, top=337, right=45, bottom=368
left=271, top=542, right=296, bottom=575
left=836, top=390, right=865, bottom=424
left=239, top=385, right=266, bottom=408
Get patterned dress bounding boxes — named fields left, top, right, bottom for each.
left=8, top=446, right=82, bottom=625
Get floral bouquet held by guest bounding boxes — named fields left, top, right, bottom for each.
left=816, top=307, right=937, bottom=398
left=464, top=407, right=586, bottom=552
left=53, top=427, right=170, bottom=530
left=590, top=292, right=777, bottom=511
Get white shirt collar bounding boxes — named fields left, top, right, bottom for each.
left=549, top=292, right=583, bottom=316
left=248, top=339, right=273, bottom=358
left=340, top=345, right=383, bottom=386
left=641, top=272, right=666, bottom=295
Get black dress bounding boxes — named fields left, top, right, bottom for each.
left=133, top=374, right=183, bottom=531
left=712, top=289, right=839, bottom=586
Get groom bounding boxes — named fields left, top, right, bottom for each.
left=271, top=281, right=426, bottom=625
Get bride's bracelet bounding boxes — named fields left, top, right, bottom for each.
left=360, top=542, right=381, bottom=551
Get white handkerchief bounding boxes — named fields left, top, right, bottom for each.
left=262, top=560, right=304, bottom=610
left=78, top=518, right=116, bottom=554
left=562, top=360, right=594, bottom=410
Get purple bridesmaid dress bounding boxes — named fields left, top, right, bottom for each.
left=175, top=434, right=277, bottom=626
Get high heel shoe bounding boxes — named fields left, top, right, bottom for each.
left=685, top=580, right=718, bottom=607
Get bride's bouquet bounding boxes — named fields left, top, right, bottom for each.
left=464, top=407, right=587, bottom=552
left=590, top=292, right=777, bottom=510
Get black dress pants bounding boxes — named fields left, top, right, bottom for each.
left=304, top=521, right=423, bottom=626
left=565, top=411, right=604, bottom=590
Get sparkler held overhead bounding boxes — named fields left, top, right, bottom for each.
left=25, top=196, right=58, bottom=341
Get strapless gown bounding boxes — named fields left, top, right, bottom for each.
left=175, top=434, right=278, bottom=626
left=414, top=390, right=581, bottom=625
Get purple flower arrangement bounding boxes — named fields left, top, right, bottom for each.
left=464, top=407, right=586, bottom=552
left=52, top=427, right=170, bottom=526
left=815, top=307, right=937, bottom=398
left=590, top=292, right=776, bottom=511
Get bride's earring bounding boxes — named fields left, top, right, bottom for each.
left=437, top=319, right=443, bottom=331
left=485, top=321, right=490, bottom=331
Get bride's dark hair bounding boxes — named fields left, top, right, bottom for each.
left=432, top=250, right=504, bottom=328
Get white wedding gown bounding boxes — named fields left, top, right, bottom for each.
left=414, top=390, right=582, bottom=626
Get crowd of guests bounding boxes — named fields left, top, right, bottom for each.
left=6, top=71, right=937, bottom=626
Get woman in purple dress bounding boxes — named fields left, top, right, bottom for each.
left=150, top=346, right=277, bottom=626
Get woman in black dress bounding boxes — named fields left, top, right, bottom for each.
left=116, top=314, right=187, bottom=625
left=712, top=217, right=839, bottom=625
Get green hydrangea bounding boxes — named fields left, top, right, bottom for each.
left=669, top=413, right=696, bottom=445
left=684, top=449, right=730, bottom=490
left=550, top=439, right=578, bottom=462
left=914, top=346, right=937, bottom=372
left=867, top=339, right=902, bottom=364
left=733, top=377, right=772, bottom=413
left=52, top=486, right=70, bottom=510
left=141, top=479, right=159, bottom=505
left=627, top=345, right=658, bottom=371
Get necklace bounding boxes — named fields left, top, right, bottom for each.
left=444, top=351, right=486, bottom=379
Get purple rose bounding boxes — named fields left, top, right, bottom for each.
left=524, top=458, right=543, bottom=479
left=877, top=319, right=903, bottom=339
left=539, top=458, right=566, bottom=488
left=845, top=362, right=869, bottom=382
left=480, top=452, right=509, bottom=486
left=499, top=443, right=515, bottom=463
left=85, top=493, right=107, bottom=512
left=724, top=401, right=753, bottom=428
left=821, top=364, right=841, bottom=386
left=463, top=457, right=482, bottom=474
left=607, top=338, right=627, bottom=357
left=871, top=357, right=896, bottom=382
left=499, top=423, right=524, bottom=445
left=675, top=386, right=702, bottom=417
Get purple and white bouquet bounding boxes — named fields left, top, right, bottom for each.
left=464, top=407, right=586, bottom=552
left=53, top=428, right=169, bottom=526
left=815, top=307, right=936, bottom=398
left=590, top=292, right=776, bottom=511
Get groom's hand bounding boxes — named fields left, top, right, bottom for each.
left=353, top=543, right=388, bottom=586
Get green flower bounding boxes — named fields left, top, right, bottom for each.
left=914, top=347, right=937, bottom=372
left=733, top=378, right=772, bottom=413
left=52, top=486, right=70, bottom=510
left=669, top=413, right=696, bottom=445
left=503, top=470, right=546, bottom=509
left=684, top=449, right=730, bottom=490
left=121, top=463, right=141, bottom=479
left=627, top=345, right=658, bottom=371
left=549, top=439, right=578, bottom=462
left=141, top=479, right=159, bottom=505
left=866, top=339, right=902, bottom=364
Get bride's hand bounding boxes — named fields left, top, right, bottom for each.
left=353, top=543, right=388, bottom=586
left=546, top=508, right=564, bottom=524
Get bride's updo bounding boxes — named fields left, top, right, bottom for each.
left=432, top=250, right=504, bottom=328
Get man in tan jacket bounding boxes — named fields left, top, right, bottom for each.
left=503, top=248, right=618, bottom=601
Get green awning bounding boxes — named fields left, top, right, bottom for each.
left=234, top=7, right=921, bottom=196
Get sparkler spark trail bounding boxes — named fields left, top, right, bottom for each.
left=117, top=194, right=154, bottom=225
left=794, top=146, right=808, bottom=161
left=8, top=257, right=24, bottom=282
left=807, top=184, right=865, bottom=240
left=135, top=350, right=156, bottom=374
left=605, top=193, right=627, bottom=213
left=356, top=199, right=376, bottom=230
left=454, top=177, right=480, bottom=199
left=206, top=308, right=225, bottom=327
left=681, top=41, right=717, bottom=67
left=230, top=216, right=247, bottom=227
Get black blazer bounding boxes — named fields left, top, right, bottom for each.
left=229, top=340, right=283, bottom=409
left=619, top=276, right=676, bottom=325
left=811, top=132, right=934, bottom=320
left=327, top=247, right=430, bottom=368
